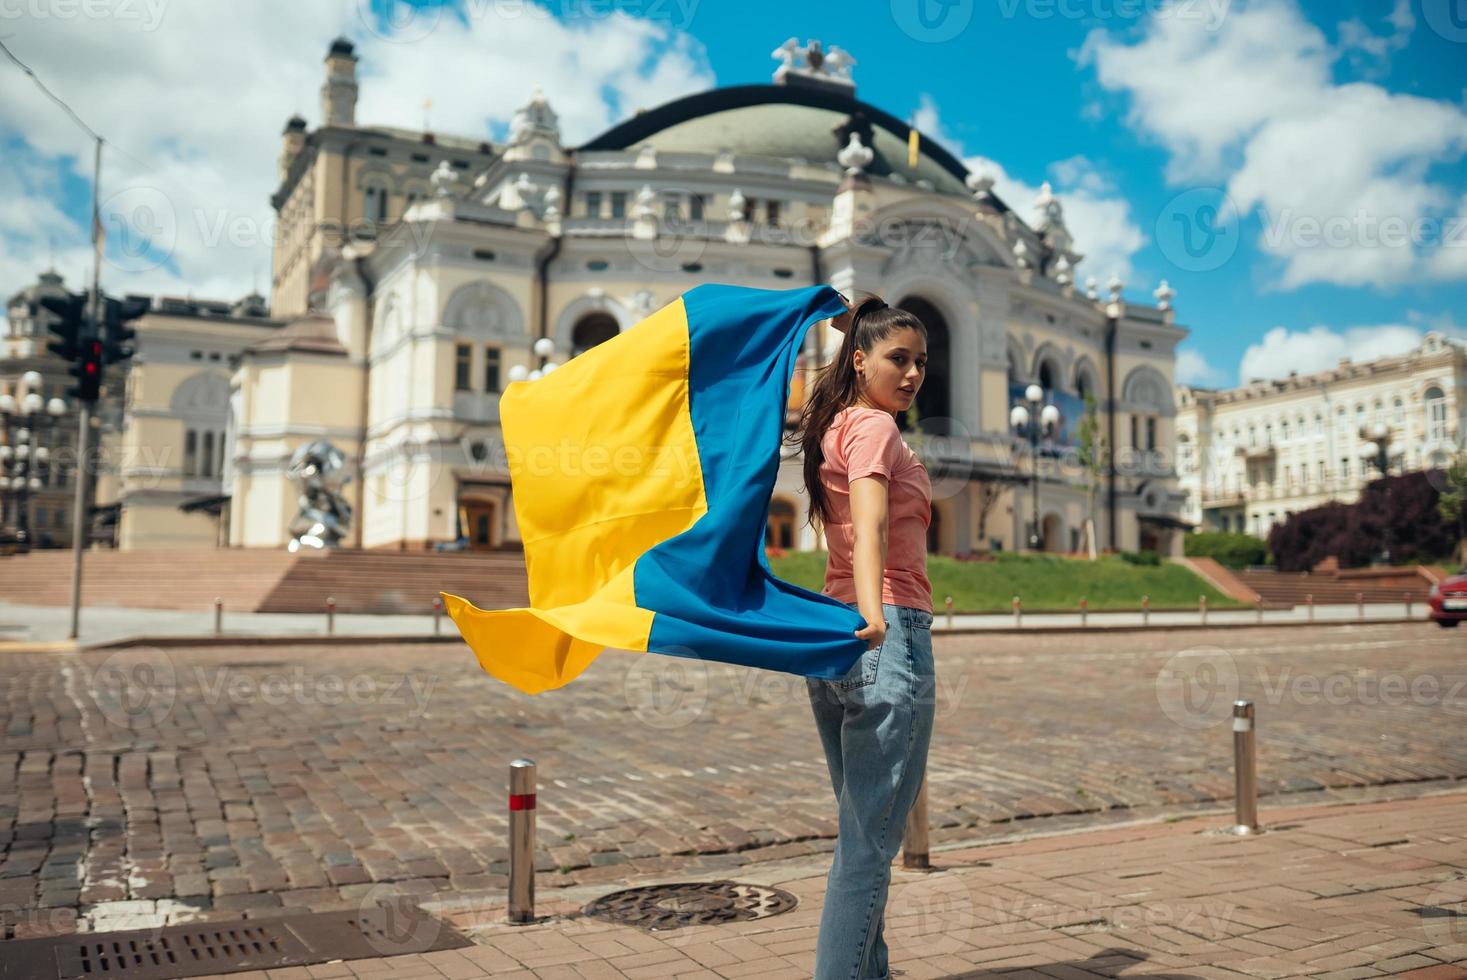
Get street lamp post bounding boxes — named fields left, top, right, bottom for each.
left=0, top=371, right=68, bottom=553
left=1357, top=420, right=1403, bottom=565
left=1010, top=382, right=1061, bottom=551
left=508, top=337, right=562, bottom=384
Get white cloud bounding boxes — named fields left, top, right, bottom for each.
left=0, top=0, right=713, bottom=309
left=1237, top=319, right=1467, bottom=382
left=914, top=95, right=1146, bottom=285
left=1336, top=0, right=1413, bottom=71
left=1175, top=347, right=1224, bottom=386
left=1078, top=0, right=1467, bottom=289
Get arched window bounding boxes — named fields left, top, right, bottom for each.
left=571, top=313, right=619, bottom=356
left=894, top=296, right=952, bottom=436
left=363, top=182, right=389, bottom=223
left=765, top=497, right=796, bottom=550
left=1038, top=360, right=1057, bottom=393
left=1425, top=386, right=1448, bottom=441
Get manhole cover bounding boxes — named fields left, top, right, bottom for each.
left=582, top=881, right=797, bottom=930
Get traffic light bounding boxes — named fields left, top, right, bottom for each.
left=102, top=295, right=146, bottom=366
left=38, top=291, right=87, bottom=362
left=70, top=335, right=105, bottom=403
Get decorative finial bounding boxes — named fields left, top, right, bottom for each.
left=965, top=171, right=995, bottom=199
left=836, top=132, right=873, bottom=175
left=431, top=159, right=459, bottom=198
left=1153, top=279, right=1175, bottom=311
left=1085, top=275, right=1099, bottom=300
left=1013, top=239, right=1031, bottom=270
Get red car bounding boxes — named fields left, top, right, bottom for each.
left=1429, top=570, right=1467, bottom=628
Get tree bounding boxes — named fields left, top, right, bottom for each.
left=1437, top=450, right=1467, bottom=566
left=1075, top=392, right=1105, bottom=559
left=974, top=480, right=1003, bottom=549
left=1269, top=470, right=1456, bottom=571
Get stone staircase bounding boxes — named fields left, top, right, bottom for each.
left=0, top=548, right=530, bottom=614
left=1237, top=566, right=1435, bottom=607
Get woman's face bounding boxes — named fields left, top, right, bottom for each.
left=853, top=327, right=927, bottom=414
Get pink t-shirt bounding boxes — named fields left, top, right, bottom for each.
left=819, top=405, right=933, bottom=613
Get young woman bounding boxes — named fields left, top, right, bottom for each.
left=792, top=294, right=935, bottom=980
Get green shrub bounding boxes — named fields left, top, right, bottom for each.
left=1184, top=531, right=1267, bottom=570
left=1119, top=549, right=1161, bottom=566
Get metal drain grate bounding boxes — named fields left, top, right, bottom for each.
left=582, top=881, right=797, bottom=931
left=0, top=908, right=472, bottom=980
left=54, top=924, right=303, bottom=979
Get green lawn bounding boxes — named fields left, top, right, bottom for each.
left=769, top=551, right=1248, bottom=613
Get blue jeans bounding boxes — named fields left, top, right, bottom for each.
left=806, top=601, right=936, bottom=980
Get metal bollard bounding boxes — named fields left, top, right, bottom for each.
left=508, top=759, right=537, bottom=924
left=1079, top=596, right=1088, bottom=628
left=1012, top=595, right=1021, bottom=628
left=1227, top=700, right=1261, bottom=835
left=1141, top=595, right=1150, bottom=628
left=433, top=596, right=444, bottom=636
left=1256, top=599, right=1264, bottom=623
left=944, top=595, right=953, bottom=630
left=1356, top=592, right=1364, bottom=621
left=1404, top=591, right=1412, bottom=619
left=1306, top=593, right=1314, bottom=622
left=213, top=597, right=223, bottom=636
left=901, top=775, right=930, bottom=870
left=1199, top=594, right=1208, bottom=626
left=326, top=596, right=336, bottom=635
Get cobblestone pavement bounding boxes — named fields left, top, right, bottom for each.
left=0, top=622, right=1463, bottom=937
left=194, top=790, right=1467, bottom=979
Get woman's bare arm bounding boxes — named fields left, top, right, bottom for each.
left=849, top=474, right=889, bottom=650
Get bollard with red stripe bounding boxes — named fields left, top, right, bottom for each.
left=509, top=758, right=537, bottom=924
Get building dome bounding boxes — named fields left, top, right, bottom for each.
left=579, top=84, right=974, bottom=198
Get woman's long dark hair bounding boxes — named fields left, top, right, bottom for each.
left=789, top=294, right=928, bottom=529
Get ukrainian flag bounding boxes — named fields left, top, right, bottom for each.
left=440, top=284, right=868, bottom=695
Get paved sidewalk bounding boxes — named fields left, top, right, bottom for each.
left=0, top=599, right=1427, bottom=650
left=200, top=790, right=1467, bottom=979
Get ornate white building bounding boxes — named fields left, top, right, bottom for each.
left=1176, top=333, right=1467, bottom=537
left=232, top=36, right=1193, bottom=556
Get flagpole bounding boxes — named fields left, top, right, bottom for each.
left=68, top=134, right=102, bottom=640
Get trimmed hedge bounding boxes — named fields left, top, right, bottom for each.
left=1183, top=531, right=1268, bottom=570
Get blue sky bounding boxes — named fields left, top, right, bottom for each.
left=3, top=0, right=1465, bottom=388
